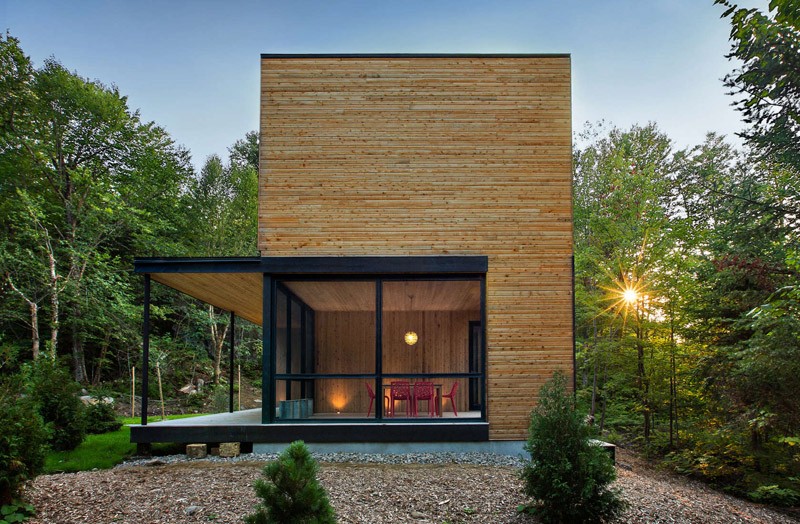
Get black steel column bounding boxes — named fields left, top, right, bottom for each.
left=261, top=274, right=275, bottom=423
left=141, top=274, right=150, bottom=426
left=375, top=279, right=383, bottom=419
left=480, top=275, right=487, bottom=422
left=300, top=305, right=307, bottom=398
left=286, top=297, right=292, bottom=400
left=229, top=310, right=235, bottom=413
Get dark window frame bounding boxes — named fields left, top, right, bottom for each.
left=271, top=274, right=487, bottom=423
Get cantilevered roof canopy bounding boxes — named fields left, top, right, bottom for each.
left=133, top=256, right=488, bottom=326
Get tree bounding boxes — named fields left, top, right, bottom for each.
left=717, top=0, right=800, bottom=173
left=0, top=34, right=192, bottom=380
left=246, top=440, right=335, bottom=524
left=229, top=130, right=259, bottom=171
left=182, top=144, right=258, bottom=384
left=521, top=372, right=625, bottom=523
left=574, top=122, right=674, bottom=444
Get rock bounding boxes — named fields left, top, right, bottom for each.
left=219, top=442, right=240, bottom=458
left=144, top=459, right=165, bottom=467
left=79, top=395, right=114, bottom=406
left=185, top=505, right=201, bottom=516
left=179, top=384, right=197, bottom=394
left=410, top=510, right=426, bottom=519
left=186, top=444, right=207, bottom=459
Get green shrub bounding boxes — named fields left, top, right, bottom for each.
left=0, top=376, right=47, bottom=505
left=1, top=500, right=36, bottom=523
left=84, top=401, right=121, bottom=435
left=748, top=484, right=800, bottom=506
left=27, top=361, right=85, bottom=451
left=211, top=385, right=229, bottom=413
left=521, top=372, right=627, bottom=523
left=245, top=440, right=335, bottom=524
left=663, top=429, right=752, bottom=485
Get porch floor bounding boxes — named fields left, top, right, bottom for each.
left=137, top=408, right=481, bottom=426
left=130, top=408, right=488, bottom=444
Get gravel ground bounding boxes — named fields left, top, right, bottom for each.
left=27, top=449, right=800, bottom=523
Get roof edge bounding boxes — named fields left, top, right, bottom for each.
left=260, top=53, right=570, bottom=59
left=134, top=255, right=489, bottom=275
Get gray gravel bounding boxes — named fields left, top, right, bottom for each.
left=120, top=450, right=527, bottom=468
left=28, top=448, right=800, bottom=523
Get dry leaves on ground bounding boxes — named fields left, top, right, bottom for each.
left=27, top=450, right=800, bottom=523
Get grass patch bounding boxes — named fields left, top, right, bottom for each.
left=45, top=413, right=205, bottom=473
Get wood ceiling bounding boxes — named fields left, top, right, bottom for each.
left=152, top=273, right=264, bottom=325
left=285, top=280, right=480, bottom=312
left=150, top=274, right=479, bottom=321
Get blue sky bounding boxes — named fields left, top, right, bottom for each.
left=3, top=0, right=770, bottom=169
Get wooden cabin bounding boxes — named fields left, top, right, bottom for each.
left=133, top=54, right=573, bottom=447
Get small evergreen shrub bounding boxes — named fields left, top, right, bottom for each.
left=0, top=376, right=47, bottom=505
left=245, top=440, right=335, bottom=524
left=521, top=371, right=626, bottom=523
left=84, top=401, right=121, bottom=435
left=27, top=361, right=85, bottom=451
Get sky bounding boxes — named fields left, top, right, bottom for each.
left=3, top=0, right=772, bottom=170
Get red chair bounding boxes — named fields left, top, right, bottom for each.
left=412, top=382, right=436, bottom=417
left=364, top=382, right=388, bottom=418
left=439, top=381, right=459, bottom=417
left=389, top=381, right=411, bottom=417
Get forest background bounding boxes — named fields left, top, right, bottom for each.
left=1, top=0, right=798, bottom=505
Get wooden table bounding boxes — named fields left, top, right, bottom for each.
left=383, top=383, right=442, bottom=417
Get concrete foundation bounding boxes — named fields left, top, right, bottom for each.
left=253, top=440, right=527, bottom=457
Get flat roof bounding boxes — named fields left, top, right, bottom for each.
left=134, top=256, right=488, bottom=325
left=261, top=53, right=570, bottom=59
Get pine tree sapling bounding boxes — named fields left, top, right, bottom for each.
left=245, top=440, right=335, bottom=524
left=522, top=372, right=626, bottom=523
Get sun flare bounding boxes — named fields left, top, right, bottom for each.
left=623, top=288, right=638, bottom=305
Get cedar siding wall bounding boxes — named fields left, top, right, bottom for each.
left=259, top=56, right=573, bottom=440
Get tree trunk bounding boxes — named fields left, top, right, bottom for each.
left=72, top=336, right=87, bottom=383
left=6, top=276, right=40, bottom=359
left=92, top=332, right=111, bottom=386
left=669, top=304, right=678, bottom=449
left=30, top=300, right=40, bottom=359
left=589, top=318, right=598, bottom=419
left=209, top=305, right=229, bottom=384
left=638, top=336, right=650, bottom=442
left=48, top=247, right=59, bottom=360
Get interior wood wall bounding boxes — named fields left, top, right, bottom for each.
left=260, top=56, right=573, bottom=439
left=313, top=310, right=477, bottom=414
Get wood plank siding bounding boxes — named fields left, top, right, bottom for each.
left=259, top=55, right=573, bottom=440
